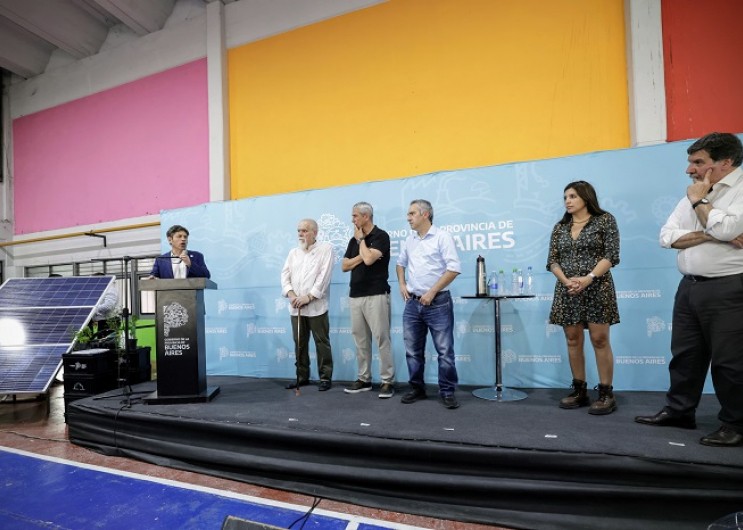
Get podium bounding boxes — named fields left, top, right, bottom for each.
left=140, top=278, right=220, bottom=404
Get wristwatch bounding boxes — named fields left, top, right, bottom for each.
left=588, top=272, right=596, bottom=280
left=692, top=198, right=710, bottom=209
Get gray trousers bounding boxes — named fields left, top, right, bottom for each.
left=350, top=293, right=395, bottom=383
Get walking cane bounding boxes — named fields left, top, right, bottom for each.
left=295, top=305, right=301, bottom=396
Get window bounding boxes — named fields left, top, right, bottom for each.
left=24, top=256, right=157, bottom=318
left=26, top=264, right=75, bottom=278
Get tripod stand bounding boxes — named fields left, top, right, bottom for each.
left=90, top=256, right=138, bottom=406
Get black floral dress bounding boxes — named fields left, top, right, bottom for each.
left=547, top=212, right=620, bottom=326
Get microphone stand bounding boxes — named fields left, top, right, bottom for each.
left=119, top=256, right=134, bottom=407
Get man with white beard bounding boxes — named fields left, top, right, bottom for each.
left=281, top=218, right=335, bottom=391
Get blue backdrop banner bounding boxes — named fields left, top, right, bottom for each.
left=160, top=138, right=730, bottom=392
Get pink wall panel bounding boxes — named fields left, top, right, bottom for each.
left=12, top=59, right=209, bottom=235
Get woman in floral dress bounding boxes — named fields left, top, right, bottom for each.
left=547, top=180, right=620, bottom=415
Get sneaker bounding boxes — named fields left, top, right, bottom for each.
left=378, top=383, right=395, bottom=399
left=344, top=380, right=372, bottom=394
left=441, top=394, right=460, bottom=409
left=401, top=388, right=427, bottom=404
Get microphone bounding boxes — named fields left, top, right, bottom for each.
left=153, top=255, right=183, bottom=263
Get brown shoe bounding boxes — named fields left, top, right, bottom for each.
left=588, top=384, right=617, bottom=415
left=559, top=379, right=589, bottom=409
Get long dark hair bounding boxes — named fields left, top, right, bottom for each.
left=559, top=180, right=608, bottom=224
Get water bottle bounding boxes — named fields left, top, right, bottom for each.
left=498, top=269, right=506, bottom=295
left=526, top=266, right=534, bottom=295
left=488, top=272, right=498, bottom=296
left=511, top=268, right=518, bottom=295
left=476, top=255, right=488, bottom=296
left=517, top=268, right=524, bottom=294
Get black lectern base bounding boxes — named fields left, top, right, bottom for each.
left=143, top=386, right=220, bottom=405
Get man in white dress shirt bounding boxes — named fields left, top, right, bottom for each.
left=281, top=218, right=334, bottom=391
left=636, top=132, right=743, bottom=447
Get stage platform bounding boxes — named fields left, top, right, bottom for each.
left=66, top=376, right=743, bottom=530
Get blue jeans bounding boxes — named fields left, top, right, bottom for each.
left=403, top=291, right=458, bottom=396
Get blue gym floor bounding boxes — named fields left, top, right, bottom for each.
left=0, top=447, right=419, bottom=530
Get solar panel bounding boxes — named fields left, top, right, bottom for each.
left=0, top=346, right=67, bottom=393
left=0, top=308, right=93, bottom=345
left=0, top=277, right=112, bottom=308
left=0, top=277, right=113, bottom=395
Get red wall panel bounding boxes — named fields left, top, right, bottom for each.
left=662, top=0, right=743, bottom=141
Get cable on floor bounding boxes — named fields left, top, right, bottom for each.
left=0, top=430, right=67, bottom=443
left=288, top=496, right=322, bottom=529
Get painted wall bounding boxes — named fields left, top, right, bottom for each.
left=12, top=59, right=209, bottom=235
left=662, top=0, right=743, bottom=141
left=228, top=0, right=630, bottom=199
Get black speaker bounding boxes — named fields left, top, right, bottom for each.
left=221, top=515, right=286, bottom=530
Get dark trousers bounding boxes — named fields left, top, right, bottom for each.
left=290, top=312, right=333, bottom=383
left=667, top=274, right=743, bottom=431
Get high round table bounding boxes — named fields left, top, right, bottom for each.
left=463, top=294, right=535, bottom=401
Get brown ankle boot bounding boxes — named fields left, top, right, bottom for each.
left=559, top=379, right=589, bottom=409
left=589, top=384, right=617, bottom=415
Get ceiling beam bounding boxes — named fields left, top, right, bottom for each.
left=0, top=17, right=54, bottom=78
left=0, top=0, right=109, bottom=59
left=90, top=0, right=175, bottom=35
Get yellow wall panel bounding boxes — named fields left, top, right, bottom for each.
left=228, top=0, right=629, bottom=199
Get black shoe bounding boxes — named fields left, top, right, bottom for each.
left=318, top=380, right=332, bottom=391
left=441, top=394, right=460, bottom=409
left=401, top=388, right=427, bottom=404
left=634, top=409, right=696, bottom=429
left=700, top=426, right=743, bottom=447
left=286, top=380, right=309, bottom=390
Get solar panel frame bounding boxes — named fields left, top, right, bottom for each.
left=0, top=277, right=112, bottom=308
left=0, top=277, right=114, bottom=395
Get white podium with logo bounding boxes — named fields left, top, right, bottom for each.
left=140, top=278, right=220, bottom=404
